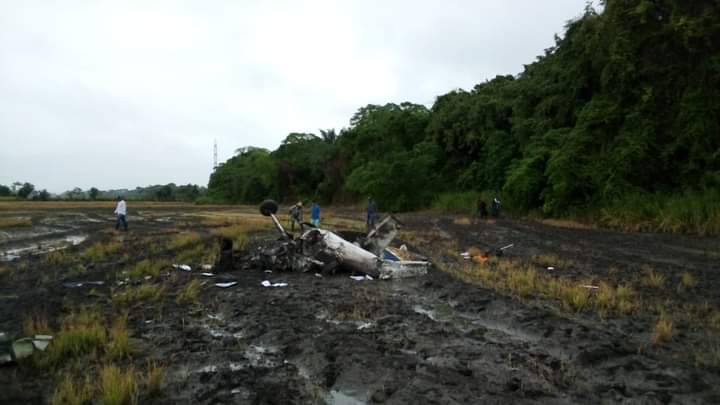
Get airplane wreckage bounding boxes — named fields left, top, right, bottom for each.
left=245, top=200, right=430, bottom=279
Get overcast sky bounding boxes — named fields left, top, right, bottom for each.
left=0, top=1, right=594, bottom=193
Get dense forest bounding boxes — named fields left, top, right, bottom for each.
left=208, top=0, right=720, bottom=233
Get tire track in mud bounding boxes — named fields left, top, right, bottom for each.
left=143, top=257, right=716, bottom=404
left=2, top=207, right=719, bottom=404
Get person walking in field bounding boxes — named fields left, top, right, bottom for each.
left=473, top=198, right=489, bottom=224
left=289, top=201, right=303, bottom=232
left=367, top=197, right=378, bottom=230
left=114, top=196, right=128, bottom=231
left=310, top=202, right=321, bottom=227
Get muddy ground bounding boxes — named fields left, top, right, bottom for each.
left=1, top=203, right=719, bottom=404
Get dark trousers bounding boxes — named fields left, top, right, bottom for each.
left=116, top=214, right=128, bottom=230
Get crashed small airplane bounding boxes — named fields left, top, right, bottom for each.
left=250, top=200, right=429, bottom=279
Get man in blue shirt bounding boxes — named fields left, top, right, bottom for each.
left=310, top=202, right=321, bottom=227
left=367, top=197, right=377, bottom=230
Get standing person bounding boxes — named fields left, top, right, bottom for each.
left=473, top=198, right=488, bottom=224
left=367, top=197, right=378, bottom=230
left=490, top=197, right=502, bottom=218
left=310, top=201, right=321, bottom=227
left=114, top=196, right=128, bottom=231
left=289, top=201, right=303, bottom=232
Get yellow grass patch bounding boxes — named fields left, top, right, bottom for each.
left=176, top=279, right=202, bottom=305
left=538, top=218, right=594, bottom=230
left=532, top=254, right=575, bottom=269
left=127, top=259, right=169, bottom=278
left=81, top=241, right=124, bottom=261
left=113, top=284, right=165, bottom=306
left=46, top=309, right=107, bottom=366
left=453, top=217, right=471, bottom=225
left=0, top=216, right=32, bottom=227
left=642, top=266, right=665, bottom=289
left=166, top=232, right=202, bottom=250
left=143, top=361, right=165, bottom=397
left=107, top=313, right=132, bottom=360
left=100, top=365, right=138, bottom=405
left=23, top=313, right=53, bottom=336
left=652, top=313, right=675, bottom=346
left=51, top=373, right=94, bottom=405
left=681, top=272, right=697, bottom=289
left=441, top=258, right=637, bottom=316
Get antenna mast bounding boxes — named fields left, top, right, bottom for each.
left=213, top=139, right=218, bottom=169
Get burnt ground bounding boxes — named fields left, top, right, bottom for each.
left=1, top=203, right=719, bottom=404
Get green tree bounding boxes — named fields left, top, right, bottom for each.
left=17, top=182, right=35, bottom=199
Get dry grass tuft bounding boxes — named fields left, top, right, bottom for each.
left=438, top=256, right=639, bottom=317
left=107, top=313, right=132, bottom=360
left=615, top=285, right=635, bottom=315
left=560, top=284, right=591, bottom=312
left=23, top=313, right=53, bottom=336
left=0, top=216, right=32, bottom=228
left=453, top=217, right=471, bottom=225
left=212, top=221, right=267, bottom=250
left=532, top=254, right=575, bottom=269
left=538, top=218, right=594, bottom=229
left=651, top=313, right=675, bottom=346
left=81, top=241, right=124, bottom=261
left=176, top=279, right=203, bottom=305
left=100, top=365, right=138, bottom=405
left=113, top=284, right=165, bottom=306
left=202, top=239, right=220, bottom=265
left=167, top=232, right=202, bottom=250
left=680, top=272, right=697, bottom=289
left=642, top=266, right=665, bottom=288
left=174, top=244, right=206, bottom=264
left=127, top=259, right=169, bottom=279
left=46, top=309, right=107, bottom=366
left=143, top=361, right=165, bottom=397
left=51, top=373, right=94, bottom=405
left=321, top=215, right=366, bottom=231
left=44, top=250, right=71, bottom=266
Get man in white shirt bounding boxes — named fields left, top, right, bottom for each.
left=114, top=196, right=128, bottom=231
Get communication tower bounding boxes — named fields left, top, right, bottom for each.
left=213, top=139, right=218, bottom=169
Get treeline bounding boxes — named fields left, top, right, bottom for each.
left=208, top=1, right=720, bottom=233
left=0, top=183, right=206, bottom=202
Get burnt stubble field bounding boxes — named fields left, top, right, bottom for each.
left=1, top=202, right=719, bottom=404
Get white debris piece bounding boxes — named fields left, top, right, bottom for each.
left=201, top=264, right=213, bottom=270
left=379, top=260, right=430, bottom=279
left=201, top=272, right=215, bottom=277
left=215, top=281, right=238, bottom=288
left=173, top=264, right=192, bottom=272
left=261, top=280, right=287, bottom=288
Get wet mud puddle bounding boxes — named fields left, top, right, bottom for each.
left=0, top=234, right=87, bottom=261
